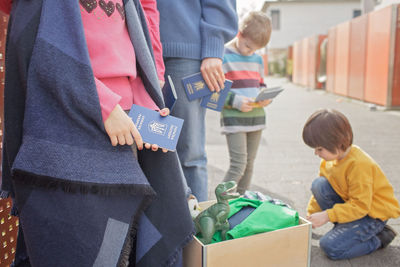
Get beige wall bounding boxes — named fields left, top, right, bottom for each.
left=266, top=1, right=361, bottom=49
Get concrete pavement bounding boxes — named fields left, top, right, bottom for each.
left=205, top=77, right=400, bottom=267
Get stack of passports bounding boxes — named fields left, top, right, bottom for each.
left=128, top=104, right=183, bottom=151
left=182, top=72, right=233, bottom=112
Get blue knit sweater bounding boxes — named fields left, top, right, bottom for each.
left=156, top=0, right=238, bottom=60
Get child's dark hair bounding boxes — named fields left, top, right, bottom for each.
left=302, top=109, right=353, bottom=153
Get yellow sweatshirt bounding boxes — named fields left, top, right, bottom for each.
left=307, top=145, right=400, bottom=223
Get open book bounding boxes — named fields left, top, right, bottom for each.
left=255, top=86, right=284, bottom=102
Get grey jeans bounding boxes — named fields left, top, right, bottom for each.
left=223, top=130, right=263, bottom=194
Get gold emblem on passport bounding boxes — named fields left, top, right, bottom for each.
left=148, top=121, right=167, bottom=136
left=194, top=81, right=205, bottom=91
left=205, top=92, right=220, bottom=109
left=186, top=81, right=205, bottom=95
left=210, top=92, right=220, bottom=103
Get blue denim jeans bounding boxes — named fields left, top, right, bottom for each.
left=311, top=177, right=385, bottom=260
left=164, top=58, right=208, bottom=201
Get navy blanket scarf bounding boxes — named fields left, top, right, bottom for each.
left=2, top=0, right=193, bottom=266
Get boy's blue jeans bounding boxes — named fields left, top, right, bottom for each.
left=311, top=177, right=385, bottom=260
left=164, top=58, right=208, bottom=201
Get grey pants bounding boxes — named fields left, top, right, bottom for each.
left=223, top=130, right=263, bottom=194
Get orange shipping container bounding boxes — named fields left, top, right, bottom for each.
left=307, top=35, right=327, bottom=89
left=326, top=27, right=336, bottom=93
left=334, top=21, right=351, bottom=96
left=364, top=4, right=400, bottom=107
left=301, top=38, right=309, bottom=87
left=307, top=36, right=318, bottom=89
left=292, top=40, right=302, bottom=85
left=391, top=5, right=400, bottom=106
left=293, top=37, right=310, bottom=87
left=348, top=14, right=368, bottom=100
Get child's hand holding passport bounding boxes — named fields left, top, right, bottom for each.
left=128, top=104, right=183, bottom=152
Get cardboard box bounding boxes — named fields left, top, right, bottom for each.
left=183, top=201, right=311, bottom=267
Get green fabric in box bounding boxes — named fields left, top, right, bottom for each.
left=212, top=198, right=299, bottom=243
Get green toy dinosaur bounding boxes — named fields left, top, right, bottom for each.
left=194, top=181, right=240, bottom=245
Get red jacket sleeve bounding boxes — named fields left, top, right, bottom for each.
left=140, top=0, right=165, bottom=82
left=0, top=0, right=12, bottom=14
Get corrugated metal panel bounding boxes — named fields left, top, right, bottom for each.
left=390, top=4, right=400, bottom=106
left=301, top=38, right=309, bottom=86
left=293, top=40, right=302, bottom=85
left=334, top=21, right=351, bottom=96
left=326, top=27, right=336, bottom=92
left=348, top=14, right=368, bottom=100
left=307, top=36, right=318, bottom=89
left=364, top=5, right=392, bottom=105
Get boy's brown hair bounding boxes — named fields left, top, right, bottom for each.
left=239, top=11, right=272, bottom=47
left=302, top=109, right=353, bottom=153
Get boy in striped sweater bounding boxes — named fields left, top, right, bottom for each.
left=221, top=12, right=272, bottom=194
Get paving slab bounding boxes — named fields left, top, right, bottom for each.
left=205, top=77, right=400, bottom=267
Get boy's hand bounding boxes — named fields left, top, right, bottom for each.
left=144, top=108, right=170, bottom=153
left=257, top=99, right=272, bottom=107
left=200, top=57, right=225, bottom=92
left=240, top=97, right=254, bottom=112
left=306, top=211, right=329, bottom=229
left=104, top=104, right=143, bottom=149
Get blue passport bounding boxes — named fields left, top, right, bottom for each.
left=162, top=75, right=178, bottom=111
left=181, top=72, right=213, bottom=101
left=200, top=79, right=233, bottom=112
left=128, top=104, right=184, bottom=151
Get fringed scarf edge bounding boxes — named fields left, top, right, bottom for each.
left=12, top=170, right=156, bottom=197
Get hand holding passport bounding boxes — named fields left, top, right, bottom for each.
left=181, top=72, right=233, bottom=112
left=128, top=104, right=183, bottom=151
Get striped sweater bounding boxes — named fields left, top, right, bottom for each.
left=221, top=46, right=266, bottom=134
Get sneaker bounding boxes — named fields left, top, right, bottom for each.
left=187, top=194, right=201, bottom=219
left=377, top=225, right=397, bottom=249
